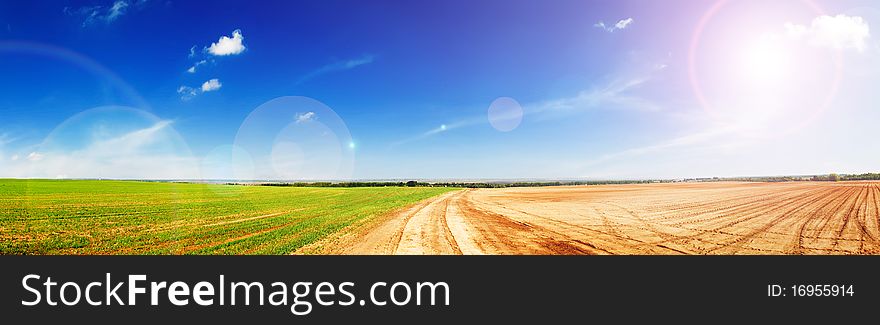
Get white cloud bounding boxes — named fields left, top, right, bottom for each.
left=177, top=85, right=197, bottom=100
left=186, top=60, right=207, bottom=73
left=184, top=30, right=244, bottom=78
left=615, top=18, right=634, bottom=30
left=90, top=120, right=172, bottom=152
left=595, top=18, right=635, bottom=32
left=535, top=62, right=666, bottom=113
left=177, top=78, right=222, bottom=100
left=201, top=78, right=222, bottom=92
left=296, top=54, right=375, bottom=84
left=64, top=0, right=143, bottom=27
left=106, top=1, right=129, bottom=22
left=338, top=55, right=374, bottom=69
left=295, top=112, right=316, bottom=124
left=207, top=29, right=246, bottom=56
left=27, top=152, right=44, bottom=161
left=10, top=154, right=19, bottom=161
left=1, top=121, right=200, bottom=179
left=0, top=133, right=15, bottom=146
left=785, top=14, right=871, bottom=52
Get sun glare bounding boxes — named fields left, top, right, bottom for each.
left=689, top=0, right=842, bottom=138
left=740, top=37, right=792, bottom=87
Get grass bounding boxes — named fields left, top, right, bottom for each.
left=0, top=179, right=458, bottom=255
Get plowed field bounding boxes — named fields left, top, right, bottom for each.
left=304, top=182, right=880, bottom=255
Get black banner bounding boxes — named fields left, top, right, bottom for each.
left=0, top=256, right=876, bottom=323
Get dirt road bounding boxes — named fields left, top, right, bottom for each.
left=301, top=181, right=880, bottom=255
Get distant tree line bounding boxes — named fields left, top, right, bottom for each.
left=811, top=173, right=841, bottom=182
left=722, top=176, right=808, bottom=182
left=731, top=173, right=880, bottom=182
left=248, top=181, right=424, bottom=187
left=431, top=180, right=663, bottom=188
left=812, top=173, right=880, bottom=181
left=707, top=173, right=880, bottom=182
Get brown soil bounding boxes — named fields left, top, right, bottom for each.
left=300, top=181, right=880, bottom=255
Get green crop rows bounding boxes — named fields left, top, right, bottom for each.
left=0, top=179, right=458, bottom=254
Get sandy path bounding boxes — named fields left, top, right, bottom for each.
left=302, top=181, right=880, bottom=255
left=394, top=190, right=463, bottom=254
left=320, top=189, right=612, bottom=254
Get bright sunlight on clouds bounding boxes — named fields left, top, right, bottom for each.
left=785, top=14, right=871, bottom=52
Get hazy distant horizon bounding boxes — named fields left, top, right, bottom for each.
left=5, top=171, right=876, bottom=184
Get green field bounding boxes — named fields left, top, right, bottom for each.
left=0, top=179, right=458, bottom=255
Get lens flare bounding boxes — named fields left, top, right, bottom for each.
left=688, top=0, right=842, bottom=138
left=488, top=97, right=523, bottom=132
left=34, top=106, right=197, bottom=179
left=234, top=96, right=355, bottom=181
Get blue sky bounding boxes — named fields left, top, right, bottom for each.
left=1, top=0, right=879, bottom=180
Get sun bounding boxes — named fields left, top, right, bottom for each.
left=739, top=37, right=792, bottom=88
left=688, top=0, right=842, bottom=137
